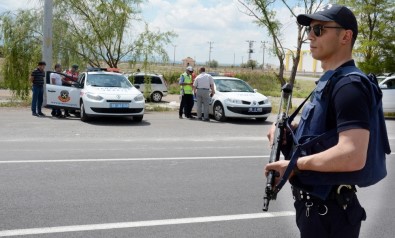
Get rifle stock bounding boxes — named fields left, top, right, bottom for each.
left=262, top=83, right=293, bottom=211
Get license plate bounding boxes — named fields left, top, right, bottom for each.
left=110, top=103, right=129, bottom=108
left=248, top=107, right=262, bottom=112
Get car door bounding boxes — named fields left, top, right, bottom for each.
left=380, top=77, right=395, bottom=113
left=45, top=71, right=81, bottom=110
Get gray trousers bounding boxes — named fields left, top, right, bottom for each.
left=196, top=88, right=211, bottom=119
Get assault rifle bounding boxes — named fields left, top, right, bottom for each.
left=263, top=83, right=293, bottom=211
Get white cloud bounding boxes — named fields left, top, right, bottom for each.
left=0, top=0, right=304, bottom=66
left=0, top=0, right=41, bottom=11
left=143, top=0, right=303, bottom=65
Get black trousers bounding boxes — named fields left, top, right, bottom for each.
left=179, top=94, right=194, bottom=118
left=294, top=196, right=366, bottom=238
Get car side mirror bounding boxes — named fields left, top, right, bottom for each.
left=254, top=89, right=258, bottom=93
left=134, top=85, right=140, bottom=89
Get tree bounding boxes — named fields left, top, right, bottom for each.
left=333, top=0, right=395, bottom=74
left=54, top=0, right=175, bottom=68
left=1, top=0, right=176, bottom=97
left=238, top=0, right=325, bottom=86
left=0, top=10, right=42, bottom=99
left=246, top=59, right=258, bottom=70
left=207, top=60, right=218, bottom=68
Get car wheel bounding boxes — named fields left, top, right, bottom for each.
left=213, top=102, right=226, bottom=122
left=133, top=115, right=143, bottom=122
left=80, top=101, right=90, bottom=122
left=151, top=92, right=163, bottom=102
left=256, top=117, right=268, bottom=122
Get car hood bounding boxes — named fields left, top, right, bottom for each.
left=218, top=91, right=268, bottom=100
left=86, top=86, right=141, bottom=96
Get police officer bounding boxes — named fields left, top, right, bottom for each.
left=266, top=4, right=390, bottom=237
left=179, top=66, right=194, bottom=119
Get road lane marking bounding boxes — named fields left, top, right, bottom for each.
left=0, top=211, right=295, bottom=237
left=0, top=155, right=268, bottom=164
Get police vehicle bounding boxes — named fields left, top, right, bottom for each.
left=44, top=68, right=145, bottom=122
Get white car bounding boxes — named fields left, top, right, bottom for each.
left=194, top=76, right=272, bottom=122
left=126, top=73, right=168, bottom=102
left=45, top=69, right=145, bottom=122
left=379, top=76, right=395, bottom=113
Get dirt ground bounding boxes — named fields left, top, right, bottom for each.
left=0, top=89, right=13, bottom=99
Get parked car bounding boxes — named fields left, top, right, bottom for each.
left=379, top=76, right=395, bottom=113
left=194, top=76, right=272, bottom=122
left=44, top=68, right=145, bottom=122
left=127, top=73, right=168, bottom=102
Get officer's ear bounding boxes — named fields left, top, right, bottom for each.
left=341, top=29, right=353, bottom=46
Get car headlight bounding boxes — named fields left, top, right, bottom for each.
left=263, top=98, right=270, bottom=104
left=86, top=93, right=103, bottom=101
left=134, top=94, right=145, bottom=102
left=224, top=98, right=242, bottom=104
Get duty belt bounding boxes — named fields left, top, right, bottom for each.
left=292, top=185, right=357, bottom=211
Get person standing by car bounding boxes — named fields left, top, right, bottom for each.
left=63, top=64, right=79, bottom=117
left=29, top=61, right=46, bottom=117
left=265, top=4, right=390, bottom=237
left=179, top=66, right=194, bottom=119
left=63, top=64, right=79, bottom=86
left=50, top=63, right=64, bottom=118
left=193, top=67, right=215, bottom=121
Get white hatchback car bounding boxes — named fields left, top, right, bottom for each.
left=379, top=76, right=395, bottom=113
left=45, top=69, right=145, bottom=122
left=194, top=76, right=272, bottom=122
left=127, top=73, right=168, bottom=102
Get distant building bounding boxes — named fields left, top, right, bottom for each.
left=182, top=57, right=196, bottom=67
left=285, top=49, right=364, bottom=74
left=285, top=50, right=322, bottom=74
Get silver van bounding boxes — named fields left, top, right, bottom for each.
left=128, top=73, right=168, bottom=102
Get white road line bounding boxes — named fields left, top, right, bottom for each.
left=0, top=155, right=268, bottom=164
left=0, top=211, right=295, bottom=237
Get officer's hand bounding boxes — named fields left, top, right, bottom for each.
left=264, top=160, right=290, bottom=185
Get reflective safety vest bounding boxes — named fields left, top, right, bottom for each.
left=286, top=66, right=391, bottom=200
left=180, top=72, right=193, bottom=95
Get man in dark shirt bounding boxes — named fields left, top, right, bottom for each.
left=29, top=61, right=46, bottom=117
left=266, top=4, right=378, bottom=237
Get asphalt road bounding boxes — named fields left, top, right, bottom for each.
left=0, top=108, right=394, bottom=238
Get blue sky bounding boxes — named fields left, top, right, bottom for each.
left=0, top=0, right=307, bottom=66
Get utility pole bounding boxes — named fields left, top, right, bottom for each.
left=261, top=41, right=267, bottom=71
left=172, top=45, right=176, bottom=66
left=246, top=40, right=255, bottom=61
left=208, top=41, right=213, bottom=66
left=43, top=0, right=53, bottom=69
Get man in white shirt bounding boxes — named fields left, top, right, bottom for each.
left=193, top=67, right=215, bottom=121
left=50, top=64, right=64, bottom=117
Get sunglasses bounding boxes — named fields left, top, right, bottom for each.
left=306, top=25, right=344, bottom=37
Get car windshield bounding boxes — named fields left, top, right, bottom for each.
left=86, top=74, right=133, bottom=88
left=214, top=79, right=254, bottom=92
